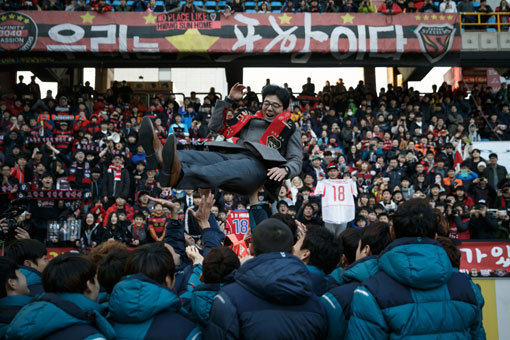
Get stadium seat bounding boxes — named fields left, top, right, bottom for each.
left=205, top=0, right=216, bottom=8
left=218, top=1, right=226, bottom=6
left=434, top=1, right=439, bottom=7
left=193, top=1, right=204, bottom=6
left=156, top=1, right=164, bottom=6
left=245, top=1, right=256, bottom=8
left=246, top=9, right=257, bottom=12
left=272, top=9, right=281, bottom=12
left=271, top=1, right=282, bottom=9
left=126, top=0, right=133, bottom=6
left=179, top=0, right=186, bottom=6
left=472, top=1, right=480, bottom=7
left=112, top=0, right=120, bottom=6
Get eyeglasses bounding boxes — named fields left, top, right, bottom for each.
left=262, top=100, right=282, bottom=110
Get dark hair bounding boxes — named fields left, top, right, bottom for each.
left=271, top=213, right=298, bottom=243
left=276, top=200, right=289, bottom=210
left=5, top=239, right=47, bottom=267
left=133, top=212, right=145, bottom=220
left=252, top=218, right=294, bottom=256
left=300, top=227, right=342, bottom=274
left=125, top=243, right=175, bottom=285
left=262, top=85, right=291, bottom=110
left=392, top=199, right=438, bottom=239
left=42, top=253, right=97, bottom=294
left=107, top=212, right=119, bottom=227
left=0, top=257, right=19, bottom=298
left=202, top=247, right=240, bottom=284
left=359, top=222, right=392, bottom=256
left=339, top=228, right=361, bottom=265
left=97, top=248, right=131, bottom=294
left=436, top=236, right=461, bottom=269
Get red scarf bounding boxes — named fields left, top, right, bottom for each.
left=108, top=164, right=123, bottom=181
left=220, top=109, right=293, bottom=150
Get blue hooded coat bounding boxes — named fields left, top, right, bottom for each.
left=108, top=273, right=201, bottom=340
left=19, top=266, right=43, bottom=297
left=205, top=252, right=328, bottom=340
left=6, top=292, right=115, bottom=340
left=321, top=256, right=379, bottom=340
left=346, top=237, right=486, bottom=340
left=0, top=295, right=33, bottom=338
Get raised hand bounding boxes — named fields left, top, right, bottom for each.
left=228, top=83, right=247, bottom=101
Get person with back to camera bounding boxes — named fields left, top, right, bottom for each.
left=345, top=199, right=485, bottom=339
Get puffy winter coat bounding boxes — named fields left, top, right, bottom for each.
left=6, top=293, right=115, bottom=340
left=346, top=238, right=485, bottom=340
left=205, top=252, right=328, bottom=340
left=0, top=295, right=32, bottom=338
left=321, top=256, right=379, bottom=340
left=19, top=266, right=43, bottom=297
left=109, top=273, right=201, bottom=340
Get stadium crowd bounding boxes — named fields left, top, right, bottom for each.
left=1, top=0, right=509, bottom=16
left=0, top=75, right=497, bottom=339
left=1, top=75, right=510, bottom=246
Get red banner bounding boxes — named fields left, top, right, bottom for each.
left=0, top=11, right=461, bottom=65
left=459, top=241, right=510, bottom=277
left=46, top=247, right=77, bottom=259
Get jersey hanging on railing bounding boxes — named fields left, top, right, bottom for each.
left=314, top=179, right=357, bottom=225
left=225, top=210, right=250, bottom=241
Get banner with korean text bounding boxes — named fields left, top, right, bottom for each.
left=459, top=241, right=510, bottom=278
left=0, top=11, right=460, bottom=65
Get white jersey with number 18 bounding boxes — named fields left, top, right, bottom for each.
left=314, top=178, right=357, bottom=224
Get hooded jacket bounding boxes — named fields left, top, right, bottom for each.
left=19, top=266, right=43, bottom=297
left=321, top=256, right=379, bottom=340
left=6, top=293, right=115, bottom=340
left=0, top=295, right=32, bottom=338
left=109, top=273, right=201, bottom=340
left=205, top=252, right=327, bottom=340
left=345, top=238, right=485, bottom=340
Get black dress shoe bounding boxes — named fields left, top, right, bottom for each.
left=160, top=134, right=181, bottom=187
left=139, top=117, right=162, bottom=170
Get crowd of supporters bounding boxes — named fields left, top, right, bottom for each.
left=1, top=74, right=510, bottom=250
left=0, top=72, right=500, bottom=339
left=1, top=0, right=509, bottom=16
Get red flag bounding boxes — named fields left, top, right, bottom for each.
left=454, top=142, right=463, bottom=171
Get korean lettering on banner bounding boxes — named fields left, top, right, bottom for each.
left=225, top=210, right=250, bottom=241
left=231, top=13, right=408, bottom=62
left=459, top=241, right=510, bottom=277
left=46, top=23, right=159, bottom=53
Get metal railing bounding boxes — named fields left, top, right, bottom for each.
left=459, top=12, right=510, bottom=32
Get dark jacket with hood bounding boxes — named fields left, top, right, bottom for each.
left=109, top=273, right=201, bottom=340
left=205, top=252, right=328, bottom=340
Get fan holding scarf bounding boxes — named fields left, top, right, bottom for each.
left=140, top=83, right=302, bottom=199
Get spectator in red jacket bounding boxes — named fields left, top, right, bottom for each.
left=379, top=0, right=403, bottom=13
left=104, top=196, right=134, bottom=227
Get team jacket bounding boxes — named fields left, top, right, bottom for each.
left=345, top=238, right=486, bottom=340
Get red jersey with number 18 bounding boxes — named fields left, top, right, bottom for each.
left=225, top=210, right=251, bottom=241
left=314, top=179, right=357, bottom=224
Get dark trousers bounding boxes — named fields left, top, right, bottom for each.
left=176, top=150, right=267, bottom=195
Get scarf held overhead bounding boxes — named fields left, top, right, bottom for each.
left=108, top=164, right=123, bottom=181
